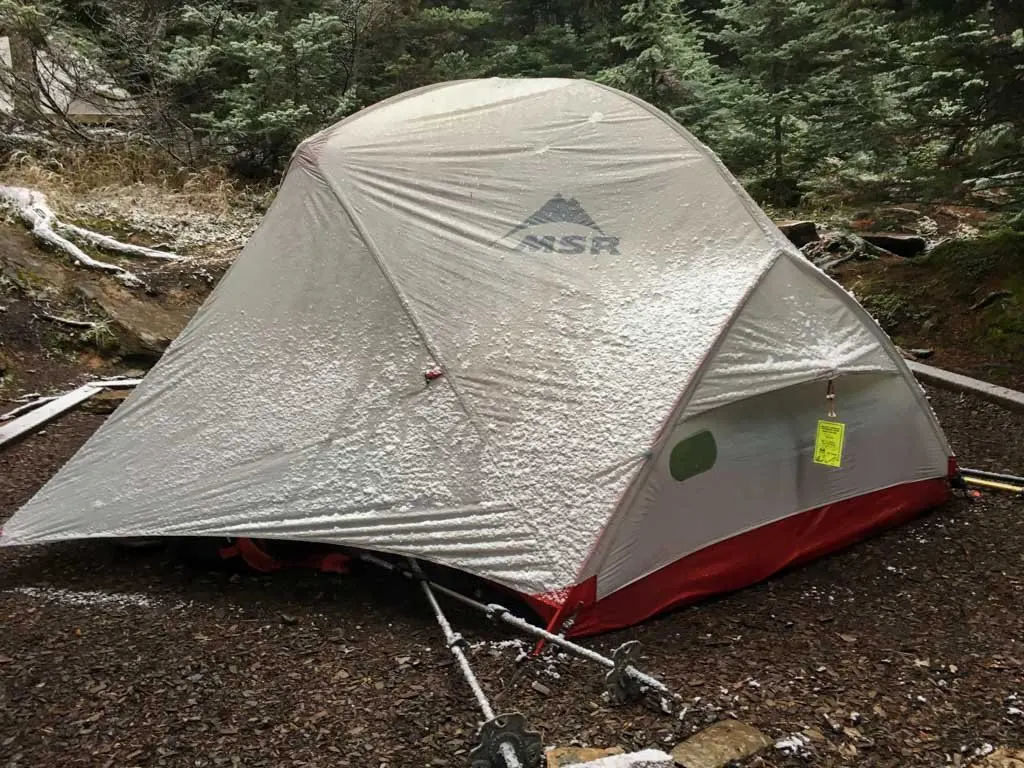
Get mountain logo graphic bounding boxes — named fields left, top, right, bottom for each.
left=498, top=194, right=621, bottom=255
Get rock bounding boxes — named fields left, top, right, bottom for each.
left=0, top=228, right=196, bottom=363
left=670, top=719, right=773, bottom=768
left=531, top=680, right=552, bottom=696
left=860, top=232, right=927, bottom=258
left=975, top=748, right=1024, bottom=768
left=546, top=746, right=623, bottom=767
left=802, top=727, right=827, bottom=742
left=79, top=389, right=131, bottom=414
left=775, top=220, right=819, bottom=248
left=76, top=281, right=190, bottom=362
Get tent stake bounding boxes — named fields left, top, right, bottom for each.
left=364, top=554, right=679, bottom=711
left=408, top=558, right=542, bottom=768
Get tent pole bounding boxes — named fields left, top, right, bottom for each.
left=959, top=466, right=1024, bottom=486
left=363, top=553, right=679, bottom=710
left=408, top=558, right=542, bottom=768
left=961, top=475, right=1024, bottom=495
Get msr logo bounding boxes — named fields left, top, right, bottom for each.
left=499, top=194, right=620, bottom=255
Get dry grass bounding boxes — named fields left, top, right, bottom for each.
left=2, top=141, right=262, bottom=211
left=1, top=142, right=269, bottom=262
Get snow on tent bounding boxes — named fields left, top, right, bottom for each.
left=0, top=77, right=955, bottom=637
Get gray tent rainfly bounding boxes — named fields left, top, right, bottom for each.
left=1, top=77, right=956, bottom=637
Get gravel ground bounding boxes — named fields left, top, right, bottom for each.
left=0, top=387, right=1021, bottom=768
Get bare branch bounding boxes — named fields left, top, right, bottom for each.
left=0, top=185, right=142, bottom=285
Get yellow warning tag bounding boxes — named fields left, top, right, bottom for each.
left=813, top=420, right=846, bottom=468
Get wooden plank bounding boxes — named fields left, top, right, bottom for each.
left=1, top=395, right=59, bottom=422
left=85, top=378, right=142, bottom=389
left=908, top=360, right=1024, bottom=414
left=0, top=385, right=104, bottom=448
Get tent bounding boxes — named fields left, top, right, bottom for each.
left=0, top=78, right=955, bottom=636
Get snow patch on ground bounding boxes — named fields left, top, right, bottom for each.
left=467, top=637, right=573, bottom=678
left=1007, top=693, right=1022, bottom=717
left=775, top=733, right=812, bottom=757
left=469, top=638, right=530, bottom=660
left=561, top=749, right=674, bottom=767
left=2, top=586, right=186, bottom=610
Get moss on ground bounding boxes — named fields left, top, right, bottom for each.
left=836, top=228, right=1024, bottom=387
left=919, top=230, right=1024, bottom=289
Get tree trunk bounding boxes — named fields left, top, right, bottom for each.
left=773, top=113, right=784, bottom=205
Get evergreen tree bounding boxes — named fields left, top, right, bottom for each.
left=892, top=0, right=1024, bottom=199
left=701, top=0, right=896, bottom=205
left=157, top=2, right=375, bottom=175
left=596, top=0, right=715, bottom=120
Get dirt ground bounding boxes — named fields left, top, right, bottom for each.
left=0, top=383, right=1021, bottom=768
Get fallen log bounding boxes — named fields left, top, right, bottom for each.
left=58, top=221, right=183, bottom=262
left=0, top=395, right=59, bottom=422
left=907, top=361, right=1024, bottom=414
left=0, top=384, right=105, bottom=447
left=0, top=186, right=183, bottom=287
left=861, top=232, right=927, bottom=258
left=970, top=290, right=1013, bottom=312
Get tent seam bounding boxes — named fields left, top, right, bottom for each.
left=572, top=248, right=787, bottom=587
left=680, top=366, right=904, bottom=421
left=313, top=167, right=520, bottom=509
left=779, top=250, right=953, bottom=455
left=588, top=81, right=799, bottom=256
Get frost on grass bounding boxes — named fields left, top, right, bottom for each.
left=0, top=155, right=264, bottom=266
left=68, top=190, right=261, bottom=264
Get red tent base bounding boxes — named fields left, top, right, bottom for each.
left=533, top=477, right=952, bottom=638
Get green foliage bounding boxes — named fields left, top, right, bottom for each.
left=923, top=229, right=1024, bottom=284
left=859, top=289, right=931, bottom=333
left=890, top=2, right=1024, bottom=199
left=595, top=0, right=715, bottom=119
left=1, top=0, right=1021, bottom=197
left=157, top=3, right=365, bottom=175
left=698, top=0, right=898, bottom=206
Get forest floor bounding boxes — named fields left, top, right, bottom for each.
left=0, top=174, right=1022, bottom=767
left=0, top=383, right=1021, bottom=768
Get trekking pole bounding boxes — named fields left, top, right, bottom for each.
left=364, top=554, right=679, bottom=710
left=408, top=558, right=542, bottom=768
left=959, top=466, right=1024, bottom=486
left=958, top=466, right=1024, bottom=495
